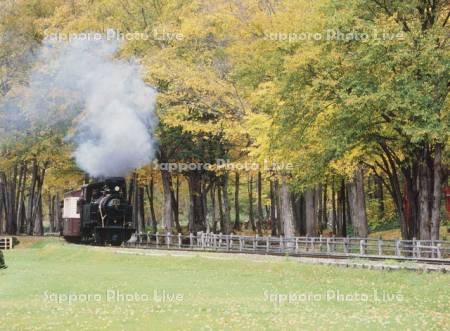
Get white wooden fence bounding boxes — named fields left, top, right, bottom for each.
left=0, top=236, right=13, bottom=250
left=128, top=232, right=450, bottom=261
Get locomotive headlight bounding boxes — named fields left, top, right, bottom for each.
left=114, top=186, right=120, bottom=192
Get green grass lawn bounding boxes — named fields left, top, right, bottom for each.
left=0, top=238, right=449, bottom=331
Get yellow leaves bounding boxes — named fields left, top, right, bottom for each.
left=284, top=47, right=322, bottom=72
left=330, top=146, right=365, bottom=178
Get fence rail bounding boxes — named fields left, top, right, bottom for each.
left=126, top=232, right=450, bottom=262
left=0, top=237, right=13, bottom=250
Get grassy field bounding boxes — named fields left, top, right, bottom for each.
left=0, top=238, right=449, bottom=331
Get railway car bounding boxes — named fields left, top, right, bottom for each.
left=62, top=177, right=135, bottom=245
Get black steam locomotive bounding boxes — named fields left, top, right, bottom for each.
left=62, top=177, right=134, bottom=245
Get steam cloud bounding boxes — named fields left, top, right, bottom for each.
left=1, top=37, right=157, bottom=177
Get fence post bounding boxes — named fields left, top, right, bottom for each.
left=436, top=244, right=442, bottom=259
left=254, top=235, right=258, bottom=251
left=230, top=235, right=233, bottom=250
left=178, top=233, right=182, bottom=248
left=266, top=237, right=270, bottom=253
left=332, top=235, right=336, bottom=252
left=311, top=238, right=315, bottom=251
left=395, top=240, right=401, bottom=256
left=416, top=240, right=421, bottom=258
left=239, top=236, right=243, bottom=252
left=279, top=236, right=283, bottom=251
left=344, top=238, right=349, bottom=254
left=189, top=233, right=193, bottom=248
left=167, top=232, right=171, bottom=248
left=295, top=238, right=299, bottom=253
left=360, top=240, right=365, bottom=255
left=226, top=235, right=230, bottom=251
left=378, top=239, right=383, bottom=256
left=147, top=232, right=150, bottom=244
left=326, top=238, right=330, bottom=253
left=219, top=233, right=223, bottom=248
left=156, top=232, right=159, bottom=248
left=201, top=232, right=205, bottom=249
left=412, top=237, right=416, bottom=257
left=319, top=235, right=323, bottom=252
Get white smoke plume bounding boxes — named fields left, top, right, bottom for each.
left=3, top=37, right=157, bottom=177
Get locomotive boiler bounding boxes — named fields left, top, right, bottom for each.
left=62, top=177, right=134, bottom=245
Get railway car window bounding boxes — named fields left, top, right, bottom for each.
left=63, top=197, right=80, bottom=218
left=76, top=199, right=84, bottom=214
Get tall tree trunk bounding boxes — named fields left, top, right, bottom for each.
left=138, top=187, right=146, bottom=233
left=305, top=188, right=317, bottom=236
left=210, top=182, right=217, bottom=233
left=331, top=177, right=337, bottom=235
left=16, top=163, right=27, bottom=234
left=34, top=195, right=43, bottom=236
left=170, top=175, right=182, bottom=233
left=202, top=180, right=208, bottom=232
left=15, top=163, right=25, bottom=233
left=247, top=175, right=255, bottom=231
left=161, top=169, right=173, bottom=233
left=347, top=169, right=368, bottom=237
left=234, top=172, right=240, bottom=231
left=281, top=177, right=295, bottom=238
left=6, top=164, right=17, bottom=234
left=274, top=179, right=282, bottom=235
left=55, top=192, right=62, bottom=233
left=375, top=175, right=385, bottom=219
left=48, top=194, right=55, bottom=233
left=347, top=179, right=357, bottom=235
left=315, top=184, right=323, bottom=234
left=221, top=173, right=231, bottom=234
left=322, top=181, right=328, bottom=231
left=431, top=144, right=443, bottom=240
left=0, top=173, right=6, bottom=234
left=256, top=171, right=263, bottom=235
left=217, top=182, right=224, bottom=232
left=418, top=150, right=432, bottom=240
left=337, top=178, right=347, bottom=237
left=292, top=192, right=305, bottom=235
left=355, top=169, right=368, bottom=237
left=187, top=172, right=206, bottom=233
left=377, top=144, right=417, bottom=239
left=269, top=180, right=277, bottom=236
left=26, top=159, right=37, bottom=234
left=145, top=176, right=158, bottom=234
left=293, top=193, right=307, bottom=236
left=132, top=172, right=139, bottom=231
left=33, top=167, right=46, bottom=236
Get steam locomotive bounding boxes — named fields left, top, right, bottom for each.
left=62, top=177, right=135, bottom=245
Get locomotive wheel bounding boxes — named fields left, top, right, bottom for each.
left=94, top=231, right=105, bottom=245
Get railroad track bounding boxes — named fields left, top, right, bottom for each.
left=41, top=233, right=450, bottom=268
left=121, top=243, right=450, bottom=267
